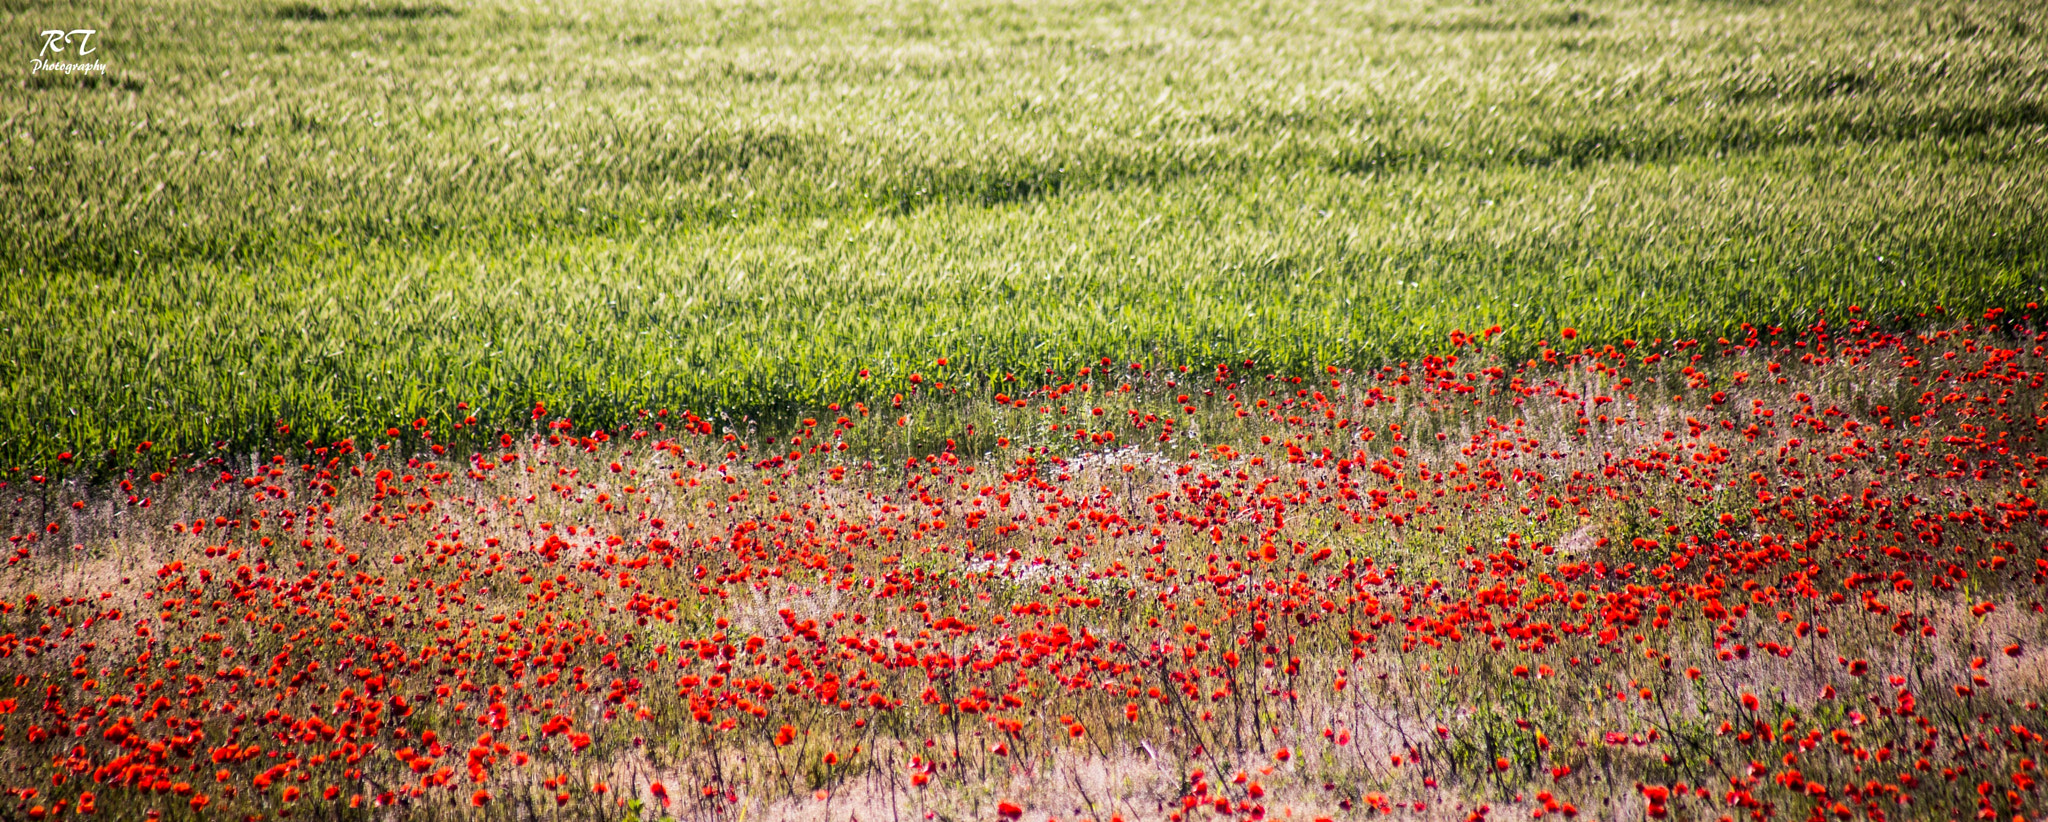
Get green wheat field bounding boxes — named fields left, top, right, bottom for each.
left=4, top=0, right=2045, bottom=468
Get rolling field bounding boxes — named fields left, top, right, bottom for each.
left=3, top=0, right=2045, bottom=468
left=6, top=1, right=2048, bottom=821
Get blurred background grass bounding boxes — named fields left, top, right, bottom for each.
left=3, top=0, right=2044, bottom=467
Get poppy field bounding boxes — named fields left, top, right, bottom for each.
left=8, top=0, right=2048, bottom=819
left=6, top=314, right=2048, bottom=821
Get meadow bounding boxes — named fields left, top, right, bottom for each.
left=5, top=0, right=2048, bottom=820
left=6, top=319, right=2048, bottom=822
left=2, top=0, right=2045, bottom=469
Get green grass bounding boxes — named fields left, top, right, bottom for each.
left=4, top=0, right=2046, bottom=468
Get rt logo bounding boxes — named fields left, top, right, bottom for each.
left=39, top=29, right=98, bottom=57
left=31, top=28, right=106, bottom=73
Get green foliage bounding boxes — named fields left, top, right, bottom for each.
left=3, top=0, right=2044, bottom=467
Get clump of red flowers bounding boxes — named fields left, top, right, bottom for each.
left=1, top=311, right=2045, bottom=821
